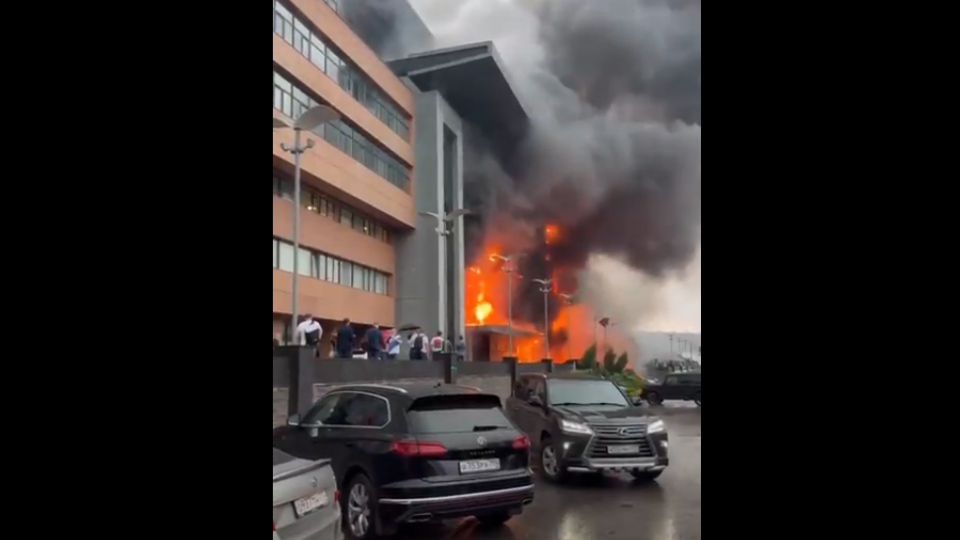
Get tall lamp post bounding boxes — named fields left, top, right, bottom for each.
left=420, top=209, right=472, bottom=345
left=559, top=292, right=577, bottom=361
left=532, top=278, right=553, bottom=359
left=274, top=107, right=340, bottom=344
left=490, top=253, right=524, bottom=355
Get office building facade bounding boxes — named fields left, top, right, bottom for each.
left=272, top=0, right=529, bottom=351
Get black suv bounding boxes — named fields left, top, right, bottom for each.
left=642, top=372, right=701, bottom=406
left=273, top=384, right=535, bottom=539
left=506, top=374, right=669, bottom=483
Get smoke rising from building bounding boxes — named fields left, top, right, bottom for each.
left=349, top=0, right=701, bottom=334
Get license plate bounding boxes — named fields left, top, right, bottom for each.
left=293, top=491, right=328, bottom=518
left=459, top=459, right=501, bottom=474
left=608, top=445, right=641, bottom=455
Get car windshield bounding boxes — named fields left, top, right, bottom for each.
left=547, top=380, right=630, bottom=407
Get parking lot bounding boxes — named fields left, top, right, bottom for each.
left=393, top=404, right=701, bottom=540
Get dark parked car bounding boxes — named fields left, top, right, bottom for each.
left=505, top=374, right=669, bottom=484
left=273, top=384, right=535, bottom=540
left=642, top=372, right=701, bottom=406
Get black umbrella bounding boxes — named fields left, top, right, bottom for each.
left=397, top=323, right=421, bottom=332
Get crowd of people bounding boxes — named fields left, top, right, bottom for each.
left=279, top=315, right=468, bottom=361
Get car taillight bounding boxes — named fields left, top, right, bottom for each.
left=334, top=490, right=339, bottom=503
left=273, top=521, right=276, bottom=532
left=392, top=440, right=448, bottom=456
left=512, top=435, right=531, bottom=450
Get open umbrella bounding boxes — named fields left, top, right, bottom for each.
left=397, top=323, right=421, bottom=332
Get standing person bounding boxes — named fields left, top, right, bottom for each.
left=365, top=324, right=384, bottom=361
left=430, top=331, right=445, bottom=359
left=410, top=329, right=426, bottom=360
left=295, top=315, right=323, bottom=357
left=336, top=319, right=355, bottom=359
left=387, top=332, right=402, bottom=361
left=456, top=335, right=467, bottom=362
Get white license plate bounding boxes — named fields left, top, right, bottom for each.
left=608, top=445, right=641, bottom=455
left=293, top=491, right=328, bottom=518
left=459, top=459, right=501, bottom=474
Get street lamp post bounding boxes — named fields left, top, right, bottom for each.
left=274, top=107, right=340, bottom=343
left=490, top=253, right=524, bottom=355
left=559, top=292, right=577, bottom=361
left=420, top=209, right=473, bottom=346
left=533, top=279, right=553, bottom=359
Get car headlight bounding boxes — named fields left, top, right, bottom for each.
left=647, top=420, right=666, bottom=434
left=560, top=419, right=594, bottom=435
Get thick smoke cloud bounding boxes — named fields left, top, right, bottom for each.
left=348, top=0, right=701, bottom=329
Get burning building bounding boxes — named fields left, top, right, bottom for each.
left=326, top=0, right=701, bottom=362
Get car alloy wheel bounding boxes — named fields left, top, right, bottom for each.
left=541, top=444, right=560, bottom=478
left=347, top=481, right=371, bottom=538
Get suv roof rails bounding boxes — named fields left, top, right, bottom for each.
left=348, top=383, right=409, bottom=393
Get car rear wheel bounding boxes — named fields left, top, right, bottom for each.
left=631, top=470, right=663, bottom=482
left=694, top=393, right=701, bottom=407
left=646, top=392, right=664, bottom=406
left=475, top=512, right=512, bottom=527
left=344, top=474, right=378, bottom=540
left=539, top=438, right=568, bottom=484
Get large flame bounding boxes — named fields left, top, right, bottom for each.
left=464, top=225, right=622, bottom=364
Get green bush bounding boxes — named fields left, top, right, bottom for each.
left=615, top=352, right=629, bottom=373
left=603, top=348, right=618, bottom=372
left=577, top=343, right=598, bottom=370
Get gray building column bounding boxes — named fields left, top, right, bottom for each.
left=396, top=91, right=465, bottom=341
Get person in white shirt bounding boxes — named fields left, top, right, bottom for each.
left=387, top=332, right=402, bottom=360
left=430, top=331, right=445, bottom=359
left=295, top=315, right=323, bottom=357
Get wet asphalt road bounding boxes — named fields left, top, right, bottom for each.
left=394, top=405, right=701, bottom=540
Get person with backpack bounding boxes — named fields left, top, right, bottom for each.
left=295, top=315, right=323, bottom=357
left=410, top=329, right=427, bottom=360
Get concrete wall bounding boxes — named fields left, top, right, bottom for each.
left=272, top=357, right=576, bottom=427
left=395, top=90, right=465, bottom=337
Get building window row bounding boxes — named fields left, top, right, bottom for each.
left=273, top=0, right=410, bottom=141
left=273, top=238, right=391, bottom=296
left=273, top=172, right=391, bottom=244
left=274, top=71, right=411, bottom=192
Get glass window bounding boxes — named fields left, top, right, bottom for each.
left=273, top=239, right=279, bottom=269
left=546, top=380, right=630, bottom=407
left=327, top=258, right=340, bottom=284
left=297, top=248, right=312, bottom=277
left=339, top=263, right=352, bottom=286
left=407, top=395, right=508, bottom=434
left=326, top=50, right=340, bottom=81
left=274, top=72, right=292, bottom=92
left=304, top=393, right=345, bottom=425
left=316, top=254, right=327, bottom=281
left=341, top=394, right=390, bottom=427
left=374, top=274, right=387, bottom=295
left=275, top=2, right=293, bottom=22
left=339, top=208, right=352, bottom=226
left=352, top=266, right=364, bottom=289
left=310, top=45, right=325, bottom=70
left=278, top=242, right=294, bottom=273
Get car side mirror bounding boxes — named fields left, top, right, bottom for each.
left=633, top=396, right=644, bottom=406
left=529, top=395, right=544, bottom=408
left=287, top=414, right=302, bottom=427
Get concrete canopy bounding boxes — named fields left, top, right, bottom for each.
left=388, top=42, right=531, bottom=165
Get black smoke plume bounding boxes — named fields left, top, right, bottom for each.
left=345, top=0, right=701, bottom=333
